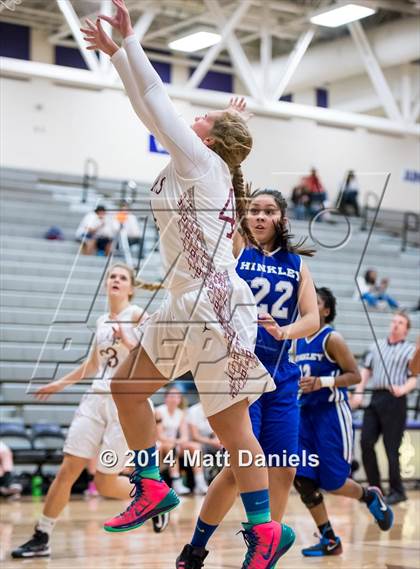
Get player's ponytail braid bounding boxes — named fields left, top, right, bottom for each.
left=251, top=189, right=316, bottom=257
left=107, top=262, right=163, bottom=297
left=134, top=278, right=163, bottom=292
left=232, top=166, right=261, bottom=250
left=210, top=112, right=260, bottom=250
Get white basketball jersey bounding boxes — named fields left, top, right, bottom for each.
left=92, top=304, right=141, bottom=392
left=149, top=155, right=237, bottom=291
left=156, top=404, right=184, bottom=439
left=187, top=403, right=213, bottom=438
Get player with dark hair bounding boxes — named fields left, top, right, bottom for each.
left=176, top=188, right=319, bottom=568
left=294, top=287, right=394, bottom=557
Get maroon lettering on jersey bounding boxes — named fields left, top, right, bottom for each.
left=218, top=187, right=235, bottom=239
left=150, top=176, right=166, bottom=195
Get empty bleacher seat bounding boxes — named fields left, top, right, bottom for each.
left=0, top=421, right=32, bottom=450
left=1, top=383, right=84, bottom=405
left=31, top=423, right=65, bottom=450
left=23, top=405, right=77, bottom=427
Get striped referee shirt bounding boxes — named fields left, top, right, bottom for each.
left=363, top=339, right=415, bottom=389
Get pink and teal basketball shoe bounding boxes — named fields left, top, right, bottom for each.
left=240, top=520, right=295, bottom=568
left=104, top=475, right=180, bottom=532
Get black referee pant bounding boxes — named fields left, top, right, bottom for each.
left=361, top=390, right=407, bottom=496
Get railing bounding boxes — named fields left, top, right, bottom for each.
left=360, top=191, right=379, bottom=231
left=116, top=227, right=133, bottom=268
left=115, top=181, right=148, bottom=270
left=135, top=216, right=150, bottom=273
left=81, top=158, right=98, bottom=203
left=401, top=211, right=419, bottom=252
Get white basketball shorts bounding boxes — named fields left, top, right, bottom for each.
left=63, top=392, right=128, bottom=474
left=139, top=270, right=276, bottom=417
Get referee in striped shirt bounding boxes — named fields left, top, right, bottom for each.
left=352, top=312, right=417, bottom=505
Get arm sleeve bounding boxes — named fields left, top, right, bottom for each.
left=122, top=34, right=212, bottom=178
left=111, top=48, right=160, bottom=138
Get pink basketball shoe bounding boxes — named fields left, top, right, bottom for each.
left=240, top=520, right=295, bottom=568
left=104, top=476, right=180, bottom=532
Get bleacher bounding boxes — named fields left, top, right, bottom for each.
left=0, top=166, right=419, bottom=442
left=0, top=167, right=166, bottom=438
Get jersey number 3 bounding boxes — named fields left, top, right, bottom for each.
left=100, top=347, right=119, bottom=368
left=218, top=188, right=235, bottom=239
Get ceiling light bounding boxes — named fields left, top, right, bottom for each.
left=168, top=31, right=221, bottom=53
left=310, top=3, right=376, bottom=28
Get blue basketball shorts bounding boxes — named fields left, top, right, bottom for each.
left=296, top=400, right=353, bottom=491
left=249, top=360, right=300, bottom=462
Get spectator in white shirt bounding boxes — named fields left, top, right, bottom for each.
left=187, top=402, right=223, bottom=454
left=112, top=201, right=143, bottom=258
left=156, top=387, right=208, bottom=495
left=75, top=205, right=115, bottom=256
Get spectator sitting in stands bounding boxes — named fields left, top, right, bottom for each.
left=187, top=402, right=223, bottom=455
left=0, top=441, right=22, bottom=498
left=156, top=387, right=208, bottom=495
left=338, top=170, right=360, bottom=217
left=355, top=269, right=399, bottom=310
left=112, top=201, right=143, bottom=258
left=302, top=167, right=326, bottom=200
left=290, top=185, right=311, bottom=220
left=187, top=402, right=223, bottom=486
left=75, top=205, right=115, bottom=256
left=301, top=167, right=328, bottom=219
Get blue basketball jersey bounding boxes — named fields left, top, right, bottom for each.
left=236, top=247, right=301, bottom=369
left=296, top=325, right=347, bottom=406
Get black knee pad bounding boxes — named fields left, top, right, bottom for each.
left=294, top=476, right=323, bottom=509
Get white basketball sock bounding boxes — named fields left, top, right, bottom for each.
left=37, top=514, right=57, bottom=537
left=195, top=471, right=206, bottom=485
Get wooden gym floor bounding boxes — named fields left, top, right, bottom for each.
left=1, top=491, right=419, bottom=568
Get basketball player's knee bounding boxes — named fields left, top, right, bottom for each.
left=224, top=468, right=236, bottom=487
left=213, top=427, right=241, bottom=450
left=110, top=379, right=148, bottom=405
left=270, top=466, right=295, bottom=483
left=57, top=460, right=84, bottom=485
left=329, top=483, right=346, bottom=495
left=294, top=476, right=323, bottom=509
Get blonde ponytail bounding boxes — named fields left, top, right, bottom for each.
left=209, top=112, right=261, bottom=251
left=106, top=262, right=163, bottom=298
left=134, top=278, right=163, bottom=292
